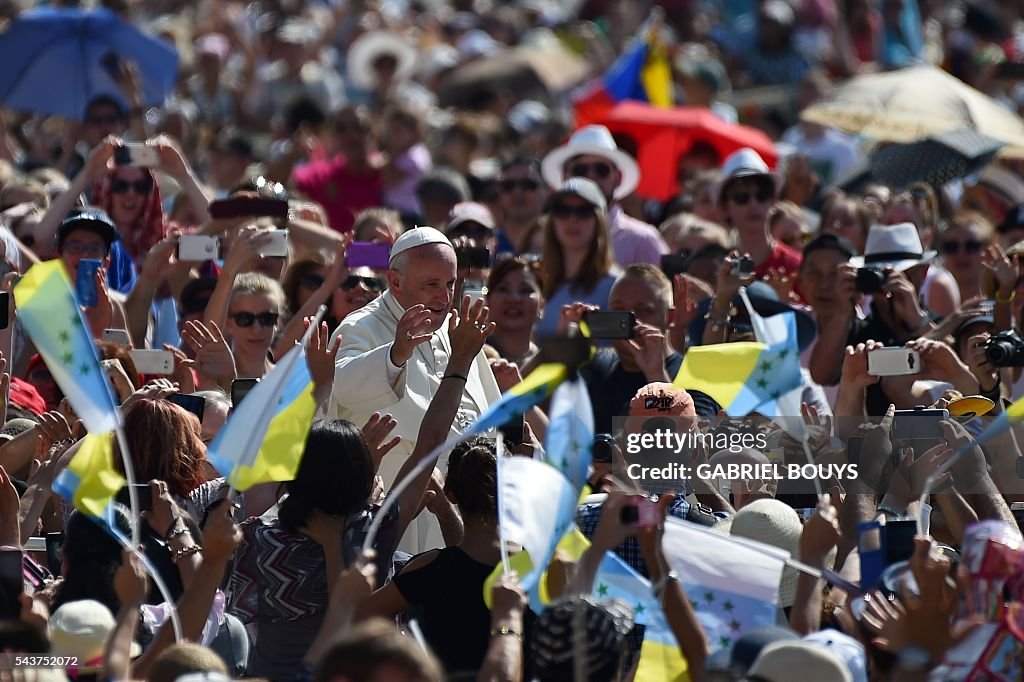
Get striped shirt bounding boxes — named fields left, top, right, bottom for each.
left=608, top=204, right=669, bottom=267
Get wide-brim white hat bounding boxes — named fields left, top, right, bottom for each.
left=347, top=30, right=418, bottom=91
left=541, top=125, right=640, bottom=200
left=715, top=147, right=782, bottom=206
left=850, top=222, right=937, bottom=271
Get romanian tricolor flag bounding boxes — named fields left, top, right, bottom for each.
left=574, top=18, right=674, bottom=123
left=206, top=337, right=317, bottom=491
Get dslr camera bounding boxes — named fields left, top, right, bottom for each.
left=855, top=267, right=887, bottom=294
left=985, top=330, right=1024, bottom=367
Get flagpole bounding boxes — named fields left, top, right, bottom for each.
left=496, top=431, right=512, bottom=575
left=107, top=522, right=183, bottom=641
left=113, top=423, right=141, bottom=548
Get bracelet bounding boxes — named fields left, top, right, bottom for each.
left=489, top=626, right=522, bottom=639
left=877, top=502, right=905, bottom=519
left=443, top=373, right=468, bottom=382
left=171, top=545, right=202, bottom=563
left=165, top=518, right=189, bottom=541
left=652, top=570, right=679, bottom=601
left=704, top=308, right=730, bottom=333
left=996, top=289, right=1016, bottom=303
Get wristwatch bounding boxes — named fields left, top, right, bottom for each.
left=653, top=570, right=679, bottom=601
left=705, top=308, right=730, bottom=334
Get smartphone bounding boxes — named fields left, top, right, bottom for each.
left=45, top=532, right=63, bottom=573
left=231, top=378, right=259, bottom=407
left=462, top=279, right=486, bottom=307
left=884, top=519, right=918, bottom=567
left=499, top=415, right=524, bottom=446
left=76, top=258, right=101, bottom=308
left=177, top=235, right=220, bottom=261
left=456, top=246, right=490, bottom=270
left=167, top=393, right=206, bottom=424
left=113, top=143, right=159, bottom=168
left=115, top=483, right=153, bottom=512
left=346, top=242, right=391, bottom=269
left=22, top=555, right=48, bottom=591
left=867, top=347, right=921, bottom=377
left=0, top=290, right=9, bottom=330
left=660, top=254, right=689, bottom=278
left=858, top=520, right=886, bottom=588
left=731, top=256, right=755, bottom=277
left=584, top=311, right=636, bottom=340
left=0, top=549, right=22, bottom=619
left=892, top=408, right=949, bottom=442
left=102, top=328, right=130, bottom=346
left=208, top=197, right=289, bottom=221
left=619, top=495, right=660, bottom=528
left=258, top=229, right=290, bottom=258
left=129, top=349, right=174, bottom=375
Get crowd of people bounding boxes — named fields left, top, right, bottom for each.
left=3, top=0, right=1024, bottom=681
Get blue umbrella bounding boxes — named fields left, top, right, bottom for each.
left=0, top=7, right=179, bottom=120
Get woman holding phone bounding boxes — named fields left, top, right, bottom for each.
left=534, top=177, right=617, bottom=337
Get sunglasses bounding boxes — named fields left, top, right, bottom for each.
left=499, top=178, right=541, bottom=193
left=727, top=189, right=773, bottom=205
left=551, top=203, right=594, bottom=220
left=230, top=311, right=279, bottom=328
left=941, top=240, right=984, bottom=255
left=569, top=161, right=612, bottom=180
left=341, top=275, right=382, bottom=292
left=110, top=178, right=152, bottom=195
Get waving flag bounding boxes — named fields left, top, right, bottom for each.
left=544, top=376, right=594, bottom=491
left=497, top=456, right=577, bottom=593
left=470, top=362, right=567, bottom=436
left=14, top=260, right=119, bottom=432
left=663, top=518, right=788, bottom=653
left=206, top=339, right=316, bottom=491
left=52, top=431, right=124, bottom=519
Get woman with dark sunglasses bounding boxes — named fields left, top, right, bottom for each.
left=534, top=177, right=617, bottom=338
left=939, top=211, right=998, bottom=302
left=273, top=245, right=383, bottom=357
left=216, top=271, right=286, bottom=379
left=33, top=135, right=211, bottom=270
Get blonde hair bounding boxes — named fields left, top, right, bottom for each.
left=230, top=272, right=287, bottom=315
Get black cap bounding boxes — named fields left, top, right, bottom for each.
left=56, top=209, right=119, bottom=252
left=803, top=232, right=856, bottom=260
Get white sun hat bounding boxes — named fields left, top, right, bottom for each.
left=541, top=125, right=640, bottom=200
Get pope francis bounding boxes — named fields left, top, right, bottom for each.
left=329, top=227, right=501, bottom=553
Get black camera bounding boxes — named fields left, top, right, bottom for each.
left=731, top=257, right=755, bottom=276
left=985, top=329, right=1024, bottom=367
left=592, top=433, right=616, bottom=463
left=855, top=267, right=887, bottom=294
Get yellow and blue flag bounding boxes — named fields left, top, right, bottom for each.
left=468, top=362, right=567, bottom=437
left=674, top=312, right=802, bottom=417
left=14, top=260, right=119, bottom=432
left=206, top=340, right=316, bottom=491
left=52, top=431, right=125, bottom=519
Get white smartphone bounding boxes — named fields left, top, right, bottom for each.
left=176, top=235, right=220, bottom=261
left=101, top=328, right=130, bottom=346
left=258, top=229, right=290, bottom=258
left=114, top=143, right=160, bottom=168
left=129, top=349, right=174, bottom=375
left=867, top=347, right=921, bottom=377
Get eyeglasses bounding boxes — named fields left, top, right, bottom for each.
left=551, top=203, right=594, bottom=220
left=110, top=178, right=152, bottom=195
left=341, top=275, right=382, bottom=292
left=941, top=240, right=984, bottom=255
left=569, top=161, right=613, bottom=180
left=300, top=274, right=325, bottom=289
left=62, top=240, right=106, bottom=257
left=499, top=178, right=541, bottom=193
left=727, top=189, right=773, bottom=205
left=229, top=311, right=280, bottom=328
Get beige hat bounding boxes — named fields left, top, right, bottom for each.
left=50, top=600, right=141, bottom=666
left=748, top=640, right=853, bottom=682
left=728, top=499, right=802, bottom=608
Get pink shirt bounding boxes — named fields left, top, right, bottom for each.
left=607, top=204, right=669, bottom=267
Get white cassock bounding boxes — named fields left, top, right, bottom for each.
left=328, top=290, right=501, bottom=555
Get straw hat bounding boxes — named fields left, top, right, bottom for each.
left=347, top=30, right=418, bottom=90
left=727, top=499, right=802, bottom=608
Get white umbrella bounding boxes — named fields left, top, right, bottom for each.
left=801, top=65, right=1024, bottom=155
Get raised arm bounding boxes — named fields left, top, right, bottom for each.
left=33, top=138, right=117, bottom=250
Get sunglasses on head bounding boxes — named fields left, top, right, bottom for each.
left=727, top=189, right=773, bottom=206
left=551, top=203, right=594, bottom=220
left=110, top=178, right=152, bottom=195
left=230, top=311, right=279, bottom=328
left=569, top=161, right=612, bottom=180
left=941, top=240, right=984, bottom=255
left=499, top=178, right=541, bottom=193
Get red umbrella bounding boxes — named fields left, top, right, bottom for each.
left=584, top=101, right=778, bottom=201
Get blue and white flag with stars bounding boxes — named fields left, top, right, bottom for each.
left=497, top=455, right=577, bottom=593
left=14, top=260, right=119, bottom=433
left=593, top=551, right=658, bottom=625
left=662, top=517, right=789, bottom=654
left=544, top=377, right=593, bottom=493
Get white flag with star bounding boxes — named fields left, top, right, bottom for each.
left=662, top=518, right=789, bottom=653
